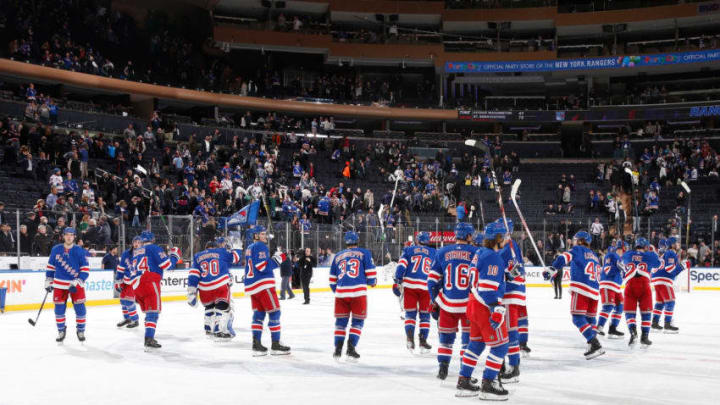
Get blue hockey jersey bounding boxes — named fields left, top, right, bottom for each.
left=620, top=250, right=662, bottom=282
left=318, top=197, right=330, bottom=215
left=652, top=250, right=684, bottom=288
left=244, top=241, right=279, bottom=296
left=116, top=248, right=138, bottom=285
left=552, top=245, right=601, bottom=300
left=427, top=243, right=476, bottom=313
left=600, top=251, right=623, bottom=293
left=46, top=244, right=90, bottom=290
left=500, top=239, right=526, bottom=305
left=329, top=247, right=376, bottom=298
left=190, top=247, right=242, bottom=291
left=469, top=248, right=506, bottom=308
left=395, top=245, right=436, bottom=290
left=130, top=244, right=178, bottom=288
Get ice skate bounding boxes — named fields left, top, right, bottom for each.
left=346, top=343, right=360, bottom=362
left=271, top=341, right=291, bottom=355
left=664, top=323, right=679, bottom=334
left=479, top=378, right=509, bottom=401
left=628, top=330, right=638, bottom=346
left=144, top=337, right=161, bottom=351
left=608, top=325, right=624, bottom=339
left=116, top=319, right=131, bottom=328
left=519, top=342, right=531, bottom=357
left=640, top=333, right=652, bottom=347
left=76, top=330, right=86, bottom=343
left=252, top=338, right=268, bottom=356
left=406, top=332, right=415, bottom=353
left=584, top=337, right=605, bottom=360
left=651, top=320, right=663, bottom=331
left=437, top=362, right=449, bottom=381
left=500, top=365, right=519, bottom=383
left=56, top=328, right=66, bottom=344
left=418, top=337, right=432, bottom=354
left=333, top=342, right=343, bottom=361
left=455, top=376, right=480, bottom=398
left=126, top=320, right=139, bottom=329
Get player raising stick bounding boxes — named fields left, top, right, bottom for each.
left=329, top=231, right=377, bottom=361
left=244, top=225, right=291, bottom=356
left=620, top=237, right=661, bottom=347
left=394, top=231, right=435, bottom=354
left=597, top=240, right=625, bottom=339
left=427, top=222, right=477, bottom=381
left=45, top=227, right=90, bottom=343
left=114, top=236, right=142, bottom=329
left=651, top=237, right=684, bottom=334
left=498, top=219, right=527, bottom=383
left=547, top=231, right=605, bottom=360
left=188, top=237, right=242, bottom=340
left=456, top=220, right=509, bottom=400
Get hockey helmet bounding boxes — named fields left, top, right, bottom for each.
left=454, top=222, right=475, bottom=241
left=573, top=231, right=592, bottom=244
left=344, top=231, right=359, bottom=245
left=634, top=237, right=650, bottom=249
left=416, top=232, right=431, bottom=245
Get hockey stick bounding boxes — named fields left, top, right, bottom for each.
left=380, top=176, right=401, bottom=241
left=490, top=166, right=517, bottom=262
left=510, top=179, right=546, bottom=268
left=465, top=139, right=516, bottom=261
left=28, top=290, right=50, bottom=326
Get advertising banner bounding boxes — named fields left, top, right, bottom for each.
left=445, top=49, right=720, bottom=74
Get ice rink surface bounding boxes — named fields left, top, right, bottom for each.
left=2, top=288, right=720, bottom=405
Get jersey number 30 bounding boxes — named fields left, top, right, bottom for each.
left=200, top=259, right=220, bottom=277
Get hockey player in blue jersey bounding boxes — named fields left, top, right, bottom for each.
left=188, top=237, right=242, bottom=340
left=329, top=231, right=376, bottom=361
left=597, top=240, right=626, bottom=339
left=394, top=231, right=435, bottom=353
left=548, top=231, right=605, bottom=360
left=131, top=231, right=181, bottom=350
left=651, top=237, right=685, bottom=333
left=456, top=220, right=509, bottom=400
left=497, top=219, right=528, bottom=383
left=45, top=227, right=90, bottom=343
left=244, top=225, right=290, bottom=356
left=427, top=222, right=477, bottom=381
left=114, top=236, right=142, bottom=329
left=620, top=237, right=662, bottom=347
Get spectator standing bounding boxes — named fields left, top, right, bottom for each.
left=0, top=223, right=15, bottom=253
left=279, top=251, right=295, bottom=300
left=102, top=246, right=119, bottom=270
left=590, top=218, right=604, bottom=250
left=32, top=224, right=53, bottom=256
left=299, top=247, right=316, bottom=304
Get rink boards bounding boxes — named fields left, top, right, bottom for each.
left=0, top=257, right=717, bottom=312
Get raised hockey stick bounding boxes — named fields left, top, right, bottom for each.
left=510, top=179, right=546, bottom=268
left=379, top=176, right=401, bottom=241
left=465, top=139, right=516, bottom=261
left=28, top=290, right=50, bottom=326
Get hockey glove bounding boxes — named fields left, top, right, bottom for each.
left=367, top=278, right=377, bottom=288
left=506, top=261, right=522, bottom=279
left=69, top=278, right=85, bottom=293
left=44, top=277, right=53, bottom=293
left=489, top=305, right=506, bottom=329
left=272, top=251, right=287, bottom=266
left=187, top=287, right=198, bottom=307
left=431, top=303, right=440, bottom=321
left=392, top=283, right=402, bottom=297
left=169, top=246, right=182, bottom=262
left=543, top=266, right=558, bottom=281
left=113, top=281, right=123, bottom=294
